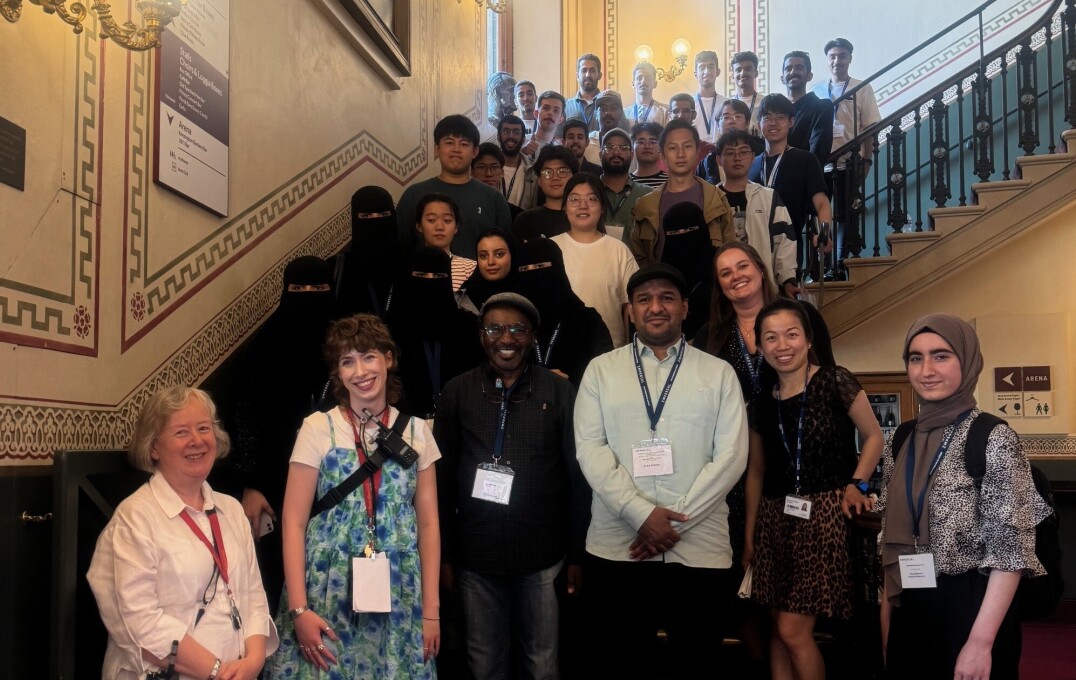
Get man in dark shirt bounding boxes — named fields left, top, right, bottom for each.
left=562, top=118, right=603, bottom=175
left=512, top=145, right=578, bottom=242
left=782, top=50, right=833, bottom=173
left=435, top=293, right=589, bottom=680
left=748, top=94, right=832, bottom=279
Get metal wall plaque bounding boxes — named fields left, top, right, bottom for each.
left=0, top=115, right=26, bottom=191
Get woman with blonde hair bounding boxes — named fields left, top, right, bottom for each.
left=89, top=385, right=278, bottom=680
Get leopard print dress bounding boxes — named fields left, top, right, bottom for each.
left=749, top=365, right=861, bottom=618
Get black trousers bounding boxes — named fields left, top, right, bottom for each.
left=585, top=553, right=732, bottom=678
left=887, top=570, right=1022, bottom=680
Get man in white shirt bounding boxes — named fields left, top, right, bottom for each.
left=810, top=37, right=882, bottom=271
left=522, top=91, right=566, bottom=159
left=574, top=262, right=747, bottom=678
left=626, top=62, right=670, bottom=127
left=514, top=80, right=539, bottom=135
left=692, top=51, right=727, bottom=144
left=730, top=51, right=764, bottom=136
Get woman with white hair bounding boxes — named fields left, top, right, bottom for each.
left=88, top=386, right=278, bottom=680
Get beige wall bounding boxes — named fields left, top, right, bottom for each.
left=833, top=204, right=1076, bottom=437
left=0, top=0, right=489, bottom=464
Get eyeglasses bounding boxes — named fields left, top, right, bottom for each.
left=634, top=139, right=659, bottom=147
left=566, top=195, right=601, bottom=207
left=483, top=323, right=533, bottom=339
left=602, top=144, right=631, bottom=153
left=539, top=167, right=573, bottom=179
left=720, top=149, right=754, bottom=159
left=760, top=114, right=791, bottom=124
left=473, top=163, right=503, bottom=173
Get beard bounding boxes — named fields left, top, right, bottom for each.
left=601, top=158, right=629, bottom=177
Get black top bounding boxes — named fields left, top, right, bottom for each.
left=789, top=92, right=834, bottom=172
left=434, top=365, right=591, bottom=575
left=748, top=146, right=829, bottom=236
left=512, top=206, right=570, bottom=242
left=752, top=365, right=862, bottom=497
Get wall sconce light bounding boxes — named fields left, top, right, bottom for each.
left=634, top=38, right=692, bottom=82
left=1, top=0, right=185, bottom=51
left=458, top=0, right=511, bottom=14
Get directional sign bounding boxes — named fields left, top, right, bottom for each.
left=994, top=392, right=1023, bottom=418
left=1022, top=366, right=1051, bottom=391
left=994, top=367, right=1023, bottom=392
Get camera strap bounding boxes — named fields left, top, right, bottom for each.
left=311, top=410, right=412, bottom=518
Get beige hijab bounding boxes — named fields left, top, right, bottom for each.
left=882, top=314, right=983, bottom=604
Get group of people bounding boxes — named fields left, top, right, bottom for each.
left=83, top=38, right=1051, bottom=680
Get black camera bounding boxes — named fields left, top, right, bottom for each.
left=362, top=408, right=419, bottom=469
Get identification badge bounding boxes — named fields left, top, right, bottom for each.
left=352, top=552, right=392, bottom=612
left=632, top=439, right=674, bottom=477
left=472, top=463, right=514, bottom=505
left=605, top=224, right=625, bottom=242
left=898, top=553, right=938, bottom=589
left=832, top=121, right=846, bottom=137
left=783, top=495, right=812, bottom=519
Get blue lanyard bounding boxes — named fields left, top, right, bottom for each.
left=492, top=379, right=519, bottom=462
left=422, top=340, right=442, bottom=400
left=904, top=410, right=972, bottom=546
left=776, top=366, right=810, bottom=494
left=631, top=335, right=686, bottom=436
left=734, top=325, right=763, bottom=393
left=533, top=322, right=561, bottom=367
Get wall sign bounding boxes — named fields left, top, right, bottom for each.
left=154, top=0, right=230, bottom=216
left=0, top=115, right=26, bottom=191
left=993, top=366, right=1053, bottom=419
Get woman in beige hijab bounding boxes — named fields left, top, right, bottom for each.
left=878, top=314, right=1050, bottom=679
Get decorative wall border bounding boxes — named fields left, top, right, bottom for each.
left=0, top=207, right=350, bottom=461
left=725, top=0, right=769, bottom=91
left=873, top=0, right=1049, bottom=108
left=0, top=18, right=101, bottom=356
left=1024, top=435, right=1076, bottom=459
left=604, top=0, right=617, bottom=90
left=121, top=0, right=430, bottom=349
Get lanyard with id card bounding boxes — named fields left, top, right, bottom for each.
left=473, top=379, right=517, bottom=504
left=899, top=412, right=970, bottom=589
left=778, top=366, right=811, bottom=519
left=630, top=336, right=685, bottom=478
left=345, top=408, right=393, bottom=612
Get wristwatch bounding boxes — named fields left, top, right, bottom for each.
left=288, top=606, right=309, bottom=620
left=849, top=478, right=869, bottom=494
left=207, top=658, right=222, bottom=680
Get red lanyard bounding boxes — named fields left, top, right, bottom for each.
left=343, top=407, right=389, bottom=525
left=179, top=508, right=230, bottom=588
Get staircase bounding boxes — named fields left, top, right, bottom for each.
left=808, top=0, right=1076, bottom=336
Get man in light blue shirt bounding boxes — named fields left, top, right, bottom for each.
left=574, top=262, right=748, bottom=677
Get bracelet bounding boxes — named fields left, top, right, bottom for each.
left=207, top=658, right=222, bottom=680
left=288, top=606, right=309, bottom=620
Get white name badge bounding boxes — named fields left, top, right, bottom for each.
left=472, top=463, right=514, bottom=505
left=632, top=439, right=674, bottom=478
left=898, top=553, right=938, bottom=589
left=605, top=224, right=625, bottom=242
left=832, top=121, right=846, bottom=137
left=783, top=495, right=812, bottom=519
left=352, top=552, right=392, bottom=612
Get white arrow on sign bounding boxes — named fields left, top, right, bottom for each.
left=1002, top=372, right=1016, bottom=387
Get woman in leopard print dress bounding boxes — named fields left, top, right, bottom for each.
left=744, top=299, right=883, bottom=680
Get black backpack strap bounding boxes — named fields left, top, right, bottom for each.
left=311, top=411, right=413, bottom=517
left=891, top=419, right=917, bottom=458
left=963, top=412, right=1007, bottom=489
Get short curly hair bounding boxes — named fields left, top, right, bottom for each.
left=324, top=314, right=403, bottom=407
left=128, top=386, right=231, bottom=473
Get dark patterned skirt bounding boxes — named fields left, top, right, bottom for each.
left=751, top=488, right=854, bottom=619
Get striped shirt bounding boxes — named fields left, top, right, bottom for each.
left=450, top=255, right=477, bottom=293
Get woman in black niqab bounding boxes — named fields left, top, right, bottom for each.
left=338, top=185, right=402, bottom=318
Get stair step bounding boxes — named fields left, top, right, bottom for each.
left=928, top=204, right=984, bottom=233
left=844, top=256, right=898, bottom=285
left=887, top=230, right=940, bottom=259
left=971, top=179, right=1032, bottom=210
left=1014, top=152, right=1075, bottom=182
left=802, top=280, right=854, bottom=307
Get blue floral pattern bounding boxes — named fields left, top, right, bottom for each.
left=265, top=411, right=435, bottom=679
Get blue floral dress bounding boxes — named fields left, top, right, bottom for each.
left=265, top=409, right=436, bottom=679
